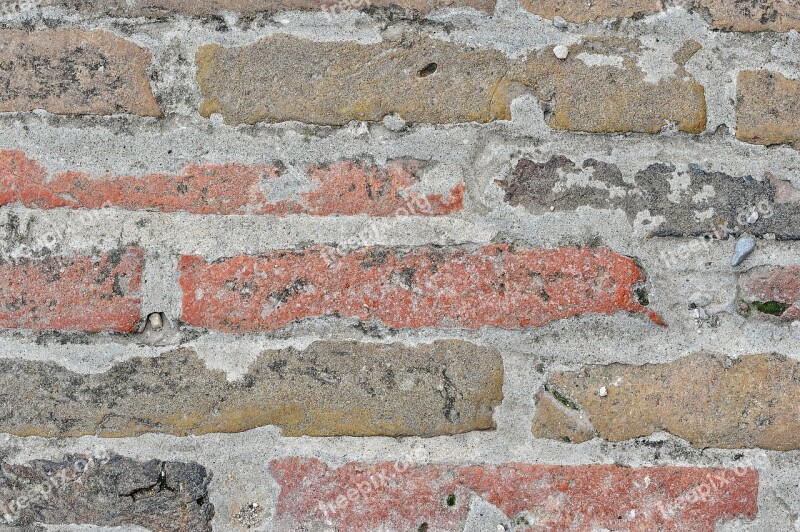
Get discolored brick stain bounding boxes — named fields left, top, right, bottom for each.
left=0, top=247, right=143, bottom=332
left=0, top=455, right=213, bottom=531
left=740, top=266, right=800, bottom=320
left=196, top=35, right=706, bottom=133
left=270, top=458, right=758, bottom=530
left=178, top=245, right=663, bottom=332
left=532, top=353, right=800, bottom=450
left=0, top=30, right=161, bottom=117
left=699, top=0, right=800, bottom=31
left=499, top=155, right=800, bottom=239
left=0, top=150, right=462, bottom=216
left=736, top=70, right=800, bottom=148
left=0, top=341, right=503, bottom=437
left=519, top=0, right=660, bottom=24
left=129, top=0, right=496, bottom=15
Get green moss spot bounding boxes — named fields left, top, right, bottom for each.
left=751, top=300, right=790, bottom=316
left=634, top=287, right=649, bottom=306
left=544, top=383, right=580, bottom=411
left=446, top=494, right=456, bottom=507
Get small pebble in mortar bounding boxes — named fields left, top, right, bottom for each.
left=553, top=16, right=568, bottom=29
left=553, top=45, right=569, bottom=60
left=731, top=236, right=756, bottom=266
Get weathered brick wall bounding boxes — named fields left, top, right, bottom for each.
left=0, top=0, right=798, bottom=529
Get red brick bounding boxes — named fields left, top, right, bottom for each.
left=270, top=458, right=758, bottom=531
left=0, top=150, right=462, bottom=216
left=179, top=245, right=662, bottom=332
left=740, top=265, right=800, bottom=320
left=0, top=247, right=143, bottom=332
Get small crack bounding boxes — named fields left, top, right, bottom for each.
left=122, top=462, right=174, bottom=502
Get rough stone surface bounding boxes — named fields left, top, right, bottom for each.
left=270, top=458, right=758, bottom=530
left=699, top=0, right=800, bottom=32
left=0, top=30, right=161, bottom=117
left=0, top=454, right=213, bottom=531
left=0, top=341, right=503, bottom=437
left=0, top=150, right=462, bottom=216
left=196, top=34, right=514, bottom=126
left=532, top=353, right=800, bottom=450
left=519, top=38, right=707, bottom=134
left=740, top=266, right=800, bottom=321
left=197, top=35, right=706, bottom=133
left=499, top=155, right=800, bottom=239
left=737, top=70, right=800, bottom=148
left=0, top=247, right=143, bottom=332
left=519, top=0, right=660, bottom=23
left=179, top=245, right=662, bottom=332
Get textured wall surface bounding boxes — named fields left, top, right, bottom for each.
left=0, top=0, right=799, bottom=530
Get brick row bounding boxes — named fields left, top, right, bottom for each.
left=0, top=150, right=463, bottom=216
left=39, top=0, right=800, bottom=30
left=270, top=458, right=758, bottom=530
left=0, top=341, right=502, bottom=437
left=1, top=30, right=798, bottom=152
left=178, top=245, right=662, bottom=332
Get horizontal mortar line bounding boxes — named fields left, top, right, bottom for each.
left=1, top=319, right=798, bottom=370
left=0, top=430, right=793, bottom=470
left=1, top=122, right=799, bottom=167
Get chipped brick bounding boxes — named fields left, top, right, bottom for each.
left=0, top=151, right=462, bottom=216
left=740, top=266, right=800, bottom=320
left=0, top=341, right=502, bottom=437
left=499, top=155, right=800, bottom=239
left=0, top=247, right=143, bottom=332
left=532, top=353, right=800, bottom=450
left=737, top=70, right=800, bottom=148
left=0, top=30, right=160, bottom=117
left=0, top=455, right=212, bottom=531
left=179, top=245, right=662, bottom=332
left=270, top=458, right=758, bottom=530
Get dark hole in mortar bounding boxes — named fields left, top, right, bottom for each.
left=418, top=63, right=437, bottom=77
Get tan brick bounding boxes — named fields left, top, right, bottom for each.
left=737, top=70, right=800, bottom=148
left=131, top=0, right=495, bottom=15
left=699, top=0, right=800, bottom=32
left=532, top=353, right=800, bottom=450
left=197, top=35, right=706, bottom=134
left=0, top=30, right=160, bottom=117
left=520, top=38, right=707, bottom=134
left=519, top=0, right=660, bottom=23
left=0, top=341, right=503, bottom=437
left=196, top=34, right=515, bottom=126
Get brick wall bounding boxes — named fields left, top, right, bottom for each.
left=0, top=0, right=798, bottom=530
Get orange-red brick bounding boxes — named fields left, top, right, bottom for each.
left=0, top=150, right=461, bottom=216
left=0, top=247, right=143, bottom=332
left=270, top=458, right=758, bottom=531
left=179, top=245, right=662, bottom=332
